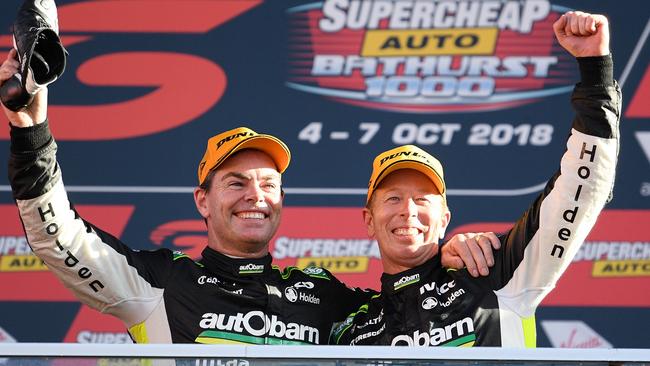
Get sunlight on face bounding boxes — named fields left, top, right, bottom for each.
left=364, top=170, right=450, bottom=274
left=195, top=150, right=283, bottom=256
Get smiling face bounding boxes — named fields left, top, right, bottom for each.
left=194, top=149, right=283, bottom=257
left=364, top=169, right=451, bottom=274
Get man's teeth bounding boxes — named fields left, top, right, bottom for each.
left=237, top=212, right=265, bottom=219
left=394, top=228, right=419, bottom=235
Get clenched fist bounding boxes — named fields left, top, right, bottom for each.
left=553, top=11, right=610, bottom=57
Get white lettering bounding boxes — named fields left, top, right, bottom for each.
left=199, top=312, right=319, bottom=344
left=318, top=0, right=550, bottom=34
left=394, top=273, right=420, bottom=289
left=272, top=237, right=380, bottom=259
left=0, top=236, right=30, bottom=255
left=311, top=56, right=558, bottom=78
left=350, top=323, right=386, bottom=345
left=573, top=242, right=650, bottom=261
left=77, top=331, right=132, bottom=344
left=390, top=317, right=475, bottom=346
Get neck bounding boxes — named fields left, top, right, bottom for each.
left=381, top=243, right=439, bottom=275
left=207, top=234, right=269, bottom=258
left=209, top=244, right=268, bottom=258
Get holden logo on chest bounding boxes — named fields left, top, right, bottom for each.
left=284, top=286, right=321, bottom=304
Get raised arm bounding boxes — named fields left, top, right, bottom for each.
left=488, top=11, right=619, bottom=317
left=1, top=49, right=173, bottom=335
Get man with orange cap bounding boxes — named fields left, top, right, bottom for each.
left=331, top=11, right=620, bottom=347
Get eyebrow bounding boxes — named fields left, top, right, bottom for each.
left=221, top=172, right=249, bottom=181
left=379, top=188, right=440, bottom=196
left=221, top=172, right=281, bottom=181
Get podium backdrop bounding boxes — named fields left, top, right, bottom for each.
left=0, top=0, right=648, bottom=348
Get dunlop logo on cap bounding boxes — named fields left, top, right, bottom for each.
left=380, top=151, right=431, bottom=166
left=216, top=131, right=256, bottom=149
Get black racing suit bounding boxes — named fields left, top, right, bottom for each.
left=330, top=56, right=620, bottom=347
left=8, top=123, right=372, bottom=344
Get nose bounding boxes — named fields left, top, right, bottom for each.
left=244, top=182, right=265, bottom=204
left=400, top=198, right=418, bottom=218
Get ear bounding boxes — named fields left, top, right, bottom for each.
left=194, top=187, right=209, bottom=218
left=362, top=207, right=376, bottom=238
left=438, top=208, right=452, bottom=240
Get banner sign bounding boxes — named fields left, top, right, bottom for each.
left=0, top=0, right=648, bottom=348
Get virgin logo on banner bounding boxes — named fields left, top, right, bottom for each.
left=540, top=320, right=612, bottom=348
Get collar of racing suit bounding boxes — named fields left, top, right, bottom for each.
left=380, top=253, right=444, bottom=295
left=200, top=246, right=273, bottom=277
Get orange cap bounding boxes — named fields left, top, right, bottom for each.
left=197, top=127, right=291, bottom=185
left=367, top=145, right=445, bottom=203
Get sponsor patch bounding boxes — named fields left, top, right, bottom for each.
left=238, top=263, right=264, bottom=275
left=284, top=286, right=321, bottom=305
left=391, top=317, right=476, bottom=346
left=198, top=311, right=319, bottom=345
left=284, top=287, right=298, bottom=302
left=293, top=281, right=314, bottom=289
left=393, top=273, right=420, bottom=290
left=422, top=297, right=438, bottom=310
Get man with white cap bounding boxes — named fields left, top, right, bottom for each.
left=331, top=10, right=620, bottom=347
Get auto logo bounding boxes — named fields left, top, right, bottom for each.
left=422, top=297, right=438, bottom=310
left=284, top=287, right=298, bottom=303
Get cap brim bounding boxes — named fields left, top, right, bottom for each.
left=369, top=160, right=445, bottom=202
left=227, top=134, right=291, bottom=173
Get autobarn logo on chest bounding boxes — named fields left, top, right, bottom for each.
left=199, top=311, right=320, bottom=344
left=393, top=273, right=420, bottom=290
left=391, top=317, right=476, bottom=346
left=238, top=263, right=264, bottom=275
